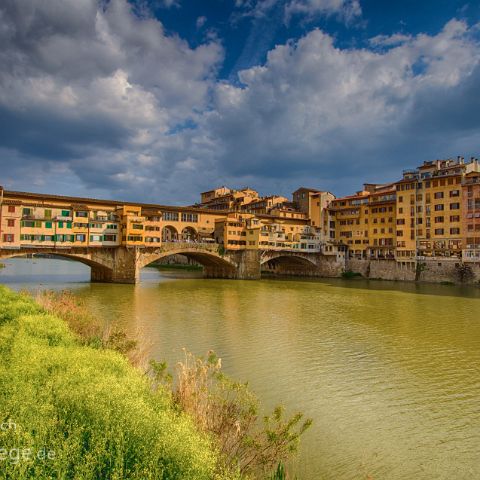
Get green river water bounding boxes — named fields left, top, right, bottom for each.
left=1, top=257, right=479, bottom=480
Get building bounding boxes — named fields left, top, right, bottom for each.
left=199, top=187, right=259, bottom=211
left=365, top=184, right=396, bottom=259
left=240, top=195, right=289, bottom=215
left=462, top=164, right=480, bottom=262
left=327, top=190, right=370, bottom=258
left=0, top=189, right=225, bottom=250
left=292, top=188, right=335, bottom=241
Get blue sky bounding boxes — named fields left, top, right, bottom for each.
left=1, top=0, right=480, bottom=204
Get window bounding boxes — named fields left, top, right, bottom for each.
left=3, top=234, right=14, bottom=242
left=44, top=209, right=52, bottom=219
left=450, top=203, right=460, bottom=210
left=22, top=208, right=31, bottom=216
left=450, top=215, right=460, bottom=222
left=434, top=204, right=444, bottom=211
left=75, top=211, right=88, bottom=218
left=450, top=190, right=460, bottom=197
left=8, top=206, right=15, bottom=213
left=61, top=210, right=71, bottom=217
left=7, top=219, right=14, bottom=227
left=45, top=222, right=52, bottom=228
left=132, top=224, right=143, bottom=230
left=90, top=235, right=102, bottom=242
left=434, top=216, right=444, bottom=223
left=181, top=212, right=199, bottom=222
left=434, top=228, right=444, bottom=235
left=75, top=234, right=86, bottom=242
left=434, top=192, right=444, bottom=199
left=450, top=228, right=460, bottom=235
left=164, top=212, right=179, bottom=222
left=104, top=234, right=117, bottom=242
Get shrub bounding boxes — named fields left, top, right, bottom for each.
left=151, top=350, right=312, bottom=478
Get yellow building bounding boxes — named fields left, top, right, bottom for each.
left=328, top=190, right=370, bottom=258
left=292, top=188, right=335, bottom=241
left=365, top=184, right=396, bottom=259
left=462, top=167, right=480, bottom=261
left=199, top=186, right=259, bottom=211
left=397, top=159, right=465, bottom=259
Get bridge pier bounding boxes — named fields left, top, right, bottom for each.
left=90, top=247, right=140, bottom=284
left=207, top=250, right=260, bottom=280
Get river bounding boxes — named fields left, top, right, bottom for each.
left=1, top=257, right=479, bottom=480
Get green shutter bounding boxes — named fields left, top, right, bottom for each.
left=45, top=222, right=52, bottom=228
left=67, top=222, right=72, bottom=229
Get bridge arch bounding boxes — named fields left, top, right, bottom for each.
left=0, top=250, right=114, bottom=280
left=260, top=252, right=317, bottom=267
left=162, top=225, right=178, bottom=242
left=181, top=226, right=198, bottom=242
left=138, top=247, right=237, bottom=273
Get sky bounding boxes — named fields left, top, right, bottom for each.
left=1, top=0, right=480, bottom=205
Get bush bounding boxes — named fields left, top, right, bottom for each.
left=151, top=350, right=312, bottom=478
left=0, top=286, right=229, bottom=480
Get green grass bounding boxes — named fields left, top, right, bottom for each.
left=0, top=286, right=234, bottom=480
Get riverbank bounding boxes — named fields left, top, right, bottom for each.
left=0, top=285, right=309, bottom=479
left=0, top=286, right=231, bottom=479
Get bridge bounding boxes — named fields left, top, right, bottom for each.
left=0, top=242, right=344, bottom=283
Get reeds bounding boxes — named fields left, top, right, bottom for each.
left=151, top=349, right=312, bottom=478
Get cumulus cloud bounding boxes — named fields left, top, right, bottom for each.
left=0, top=0, right=222, bottom=202
left=0, top=0, right=479, bottom=203
left=205, top=19, right=480, bottom=193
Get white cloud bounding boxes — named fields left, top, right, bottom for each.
left=158, top=0, right=180, bottom=9
left=204, top=19, right=480, bottom=191
left=284, top=0, right=362, bottom=24
left=0, top=0, right=480, bottom=203
left=196, top=15, right=207, bottom=29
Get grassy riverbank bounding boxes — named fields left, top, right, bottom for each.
left=0, top=286, right=310, bottom=479
left=0, top=286, right=232, bottom=479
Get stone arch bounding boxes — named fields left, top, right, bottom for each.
left=162, top=225, right=178, bottom=242
left=0, top=250, right=114, bottom=281
left=138, top=247, right=237, bottom=273
left=181, top=226, right=198, bottom=242
left=260, top=252, right=317, bottom=267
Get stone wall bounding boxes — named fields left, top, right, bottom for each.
left=346, top=258, right=480, bottom=284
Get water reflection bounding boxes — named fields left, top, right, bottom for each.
left=1, top=258, right=480, bottom=480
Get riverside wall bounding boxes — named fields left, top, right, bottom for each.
left=346, top=258, right=480, bottom=284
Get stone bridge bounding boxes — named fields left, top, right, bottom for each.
left=0, top=243, right=344, bottom=283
